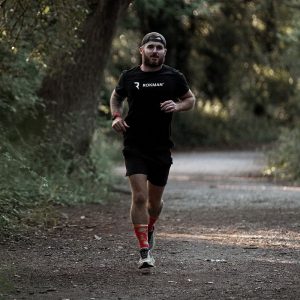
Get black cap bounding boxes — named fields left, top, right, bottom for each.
left=141, top=32, right=166, bottom=47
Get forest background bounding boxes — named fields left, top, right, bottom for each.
left=1, top=0, right=300, bottom=235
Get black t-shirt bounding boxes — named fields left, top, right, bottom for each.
left=115, top=64, right=189, bottom=150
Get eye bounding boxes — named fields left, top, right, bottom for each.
left=156, top=45, right=163, bottom=50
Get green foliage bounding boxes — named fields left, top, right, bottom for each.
left=0, top=129, right=51, bottom=235
left=266, top=127, right=300, bottom=182
left=0, top=0, right=123, bottom=236
left=1, top=0, right=88, bottom=71
left=172, top=106, right=277, bottom=149
left=38, top=120, right=121, bottom=205
left=0, top=0, right=90, bottom=126
left=0, top=120, right=121, bottom=236
left=0, top=43, right=42, bottom=124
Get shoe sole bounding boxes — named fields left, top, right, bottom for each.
left=138, top=261, right=155, bottom=269
left=138, top=253, right=155, bottom=269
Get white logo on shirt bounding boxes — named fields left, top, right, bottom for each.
left=134, top=82, right=140, bottom=89
left=143, top=83, right=164, bottom=87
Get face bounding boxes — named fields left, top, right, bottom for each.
left=140, top=42, right=167, bottom=67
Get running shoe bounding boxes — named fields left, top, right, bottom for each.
left=148, top=227, right=155, bottom=250
left=138, top=248, right=155, bottom=269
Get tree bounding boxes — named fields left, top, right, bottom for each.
left=39, top=0, right=131, bottom=155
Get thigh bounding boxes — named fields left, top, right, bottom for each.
left=128, top=174, right=148, bottom=196
left=147, top=150, right=172, bottom=187
left=148, top=181, right=165, bottom=204
left=147, top=163, right=171, bottom=187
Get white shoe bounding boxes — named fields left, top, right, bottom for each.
left=138, top=248, right=155, bottom=269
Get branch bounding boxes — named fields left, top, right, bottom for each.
left=10, top=1, right=30, bottom=44
left=285, top=4, right=300, bottom=10
left=0, top=0, right=8, bottom=8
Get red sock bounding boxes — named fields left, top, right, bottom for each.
left=148, top=216, right=158, bottom=232
left=134, top=224, right=149, bottom=249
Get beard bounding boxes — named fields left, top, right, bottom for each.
left=144, top=54, right=165, bottom=67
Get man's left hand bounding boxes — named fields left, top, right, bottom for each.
left=160, top=100, right=177, bottom=113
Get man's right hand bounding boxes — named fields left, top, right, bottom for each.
left=112, top=117, right=130, bottom=133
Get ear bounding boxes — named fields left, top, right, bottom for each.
left=139, top=46, right=144, bottom=54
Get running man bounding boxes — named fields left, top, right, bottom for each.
left=110, top=32, right=195, bottom=269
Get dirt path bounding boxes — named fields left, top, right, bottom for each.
left=1, top=151, right=300, bottom=300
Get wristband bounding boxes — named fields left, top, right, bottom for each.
left=112, top=112, right=121, bottom=120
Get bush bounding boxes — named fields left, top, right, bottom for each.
left=266, top=127, right=300, bottom=182
left=0, top=43, right=42, bottom=125
left=41, top=124, right=121, bottom=205
left=0, top=129, right=51, bottom=235
left=172, top=107, right=278, bottom=149
left=0, top=120, right=121, bottom=236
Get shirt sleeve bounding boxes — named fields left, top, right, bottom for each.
left=115, top=70, right=128, bottom=98
left=175, top=72, right=190, bottom=98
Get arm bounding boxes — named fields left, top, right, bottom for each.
left=110, top=89, right=124, bottom=116
left=110, top=89, right=129, bottom=133
left=160, top=89, right=196, bottom=113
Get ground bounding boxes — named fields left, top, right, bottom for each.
left=1, top=151, right=300, bottom=300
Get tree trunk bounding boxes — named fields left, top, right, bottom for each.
left=39, top=0, right=131, bottom=155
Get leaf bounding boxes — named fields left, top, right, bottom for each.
left=94, top=234, right=102, bottom=240
left=42, top=6, right=50, bottom=15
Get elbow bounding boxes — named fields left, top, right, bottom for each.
left=189, top=96, right=196, bottom=110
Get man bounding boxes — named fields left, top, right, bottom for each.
left=110, top=32, right=195, bottom=269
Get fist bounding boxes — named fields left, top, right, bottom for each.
left=160, top=100, right=177, bottom=113
left=112, top=117, right=130, bottom=133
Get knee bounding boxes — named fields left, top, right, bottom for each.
left=132, top=192, right=147, bottom=207
left=149, top=198, right=163, bottom=209
left=148, top=199, right=163, bottom=215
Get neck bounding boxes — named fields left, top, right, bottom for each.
left=140, top=64, right=163, bottom=72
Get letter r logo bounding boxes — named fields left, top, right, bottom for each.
left=134, top=82, right=139, bottom=89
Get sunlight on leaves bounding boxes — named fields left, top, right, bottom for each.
left=42, top=6, right=50, bottom=15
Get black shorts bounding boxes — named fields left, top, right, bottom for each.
left=122, top=148, right=173, bottom=187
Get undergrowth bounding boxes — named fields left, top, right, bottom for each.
left=266, top=127, right=300, bottom=183
left=0, top=122, right=121, bottom=237
left=172, top=109, right=278, bottom=149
